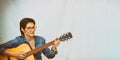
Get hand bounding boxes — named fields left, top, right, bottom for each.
left=53, top=38, right=60, bottom=47
left=5, top=50, right=26, bottom=59
left=51, top=38, right=60, bottom=52
left=15, top=52, right=26, bottom=59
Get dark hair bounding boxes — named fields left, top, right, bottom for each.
left=20, top=18, right=35, bottom=36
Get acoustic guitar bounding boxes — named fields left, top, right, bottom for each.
left=0, top=32, right=72, bottom=60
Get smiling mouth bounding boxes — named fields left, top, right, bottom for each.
left=30, top=33, right=34, bottom=34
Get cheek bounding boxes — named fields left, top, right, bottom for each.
left=27, top=30, right=35, bottom=34
left=24, top=29, right=30, bottom=34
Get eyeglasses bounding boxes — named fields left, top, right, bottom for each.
left=26, top=26, right=36, bottom=30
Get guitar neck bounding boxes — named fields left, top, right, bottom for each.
left=26, top=40, right=55, bottom=57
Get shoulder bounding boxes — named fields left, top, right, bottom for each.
left=13, top=36, right=27, bottom=43
left=14, top=36, right=25, bottom=41
left=0, top=36, right=24, bottom=46
left=8, top=36, right=22, bottom=42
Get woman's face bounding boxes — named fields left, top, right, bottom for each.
left=22, top=22, right=36, bottom=37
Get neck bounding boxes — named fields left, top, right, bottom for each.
left=24, top=35, right=34, bottom=41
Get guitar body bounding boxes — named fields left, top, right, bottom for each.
left=0, top=43, right=35, bottom=60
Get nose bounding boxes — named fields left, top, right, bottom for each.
left=29, top=28, right=35, bottom=33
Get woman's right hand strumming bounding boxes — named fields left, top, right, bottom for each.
left=5, top=50, right=26, bottom=59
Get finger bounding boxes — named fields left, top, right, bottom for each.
left=19, top=51, right=27, bottom=57
left=54, top=40, right=60, bottom=47
left=19, top=55, right=25, bottom=59
left=55, top=38, right=59, bottom=40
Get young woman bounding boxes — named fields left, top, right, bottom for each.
left=0, top=18, right=60, bottom=60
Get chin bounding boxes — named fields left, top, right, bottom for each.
left=29, top=34, right=34, bottom=37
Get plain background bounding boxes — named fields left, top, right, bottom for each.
left=0, top=0, right=120, bottom=60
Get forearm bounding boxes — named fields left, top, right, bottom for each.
left=4, top=50, right=26, bottom=59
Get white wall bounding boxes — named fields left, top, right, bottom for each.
left=0, top=0, right=120, bottom=60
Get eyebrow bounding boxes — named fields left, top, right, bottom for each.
left=26, top=26, right=35, bottom=28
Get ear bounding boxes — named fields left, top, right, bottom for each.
left=21, top=27, right=25, bottom=32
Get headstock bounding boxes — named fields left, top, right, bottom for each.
left=59, top=32, right=72, bottom=41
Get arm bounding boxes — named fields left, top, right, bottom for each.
left=42, top=38, right=60, bottom=59
left=4, top=49, right=26, bottom=59
left=0, top=37, right=26, bottom=59
left=42, top=47, right=57, bottom=59
left=0, top=39, right=19, bottom=54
